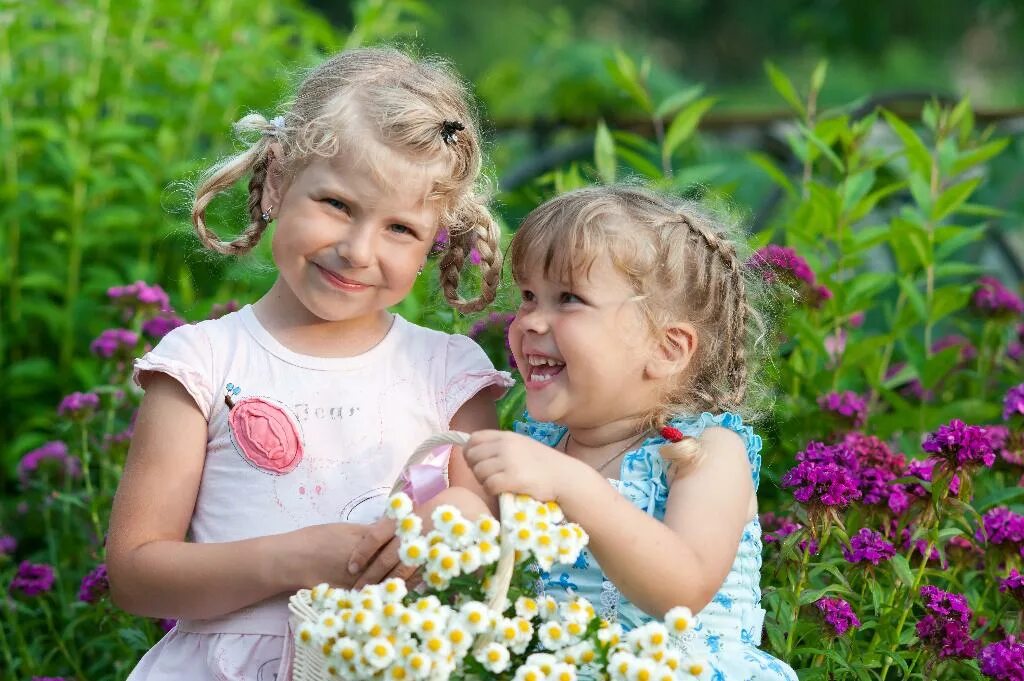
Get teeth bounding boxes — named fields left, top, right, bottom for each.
left=527, top=355, right=564, bottom=367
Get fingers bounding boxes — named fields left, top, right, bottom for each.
left=469, top=457, right=506, bottom=487
left=353, top=537, right=402, bottom=589
left=347, top=519, right=395, bottom=577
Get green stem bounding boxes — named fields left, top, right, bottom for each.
left=0, top=606, right=18, bottom=677
left=784, top=543, right=811, bottom=657
left=79, top=422, right=103, bottom=542
left=880, top=538, right=936, bottom=681
left=0, top=14, right=20, bottom=329
left=41, top=599, right=86, bottom=680
left=3, top=599, right=35, bottom=674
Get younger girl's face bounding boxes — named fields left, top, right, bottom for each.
left=267, top=148, right=440, bottom=327
left=509, top=254, right=661, bottom=428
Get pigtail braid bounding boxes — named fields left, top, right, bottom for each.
left=440, top=200, right=503, bottom=314
left=191, top=114, right=278, bottom=255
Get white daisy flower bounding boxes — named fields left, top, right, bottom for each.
left=608, top=652, right=635, bottom=681
left=628, top=622, right=669, bottom=653
left=406, top=652, right=432, bottom=679
left=477, top=537, right=501, bottom=565
left=446, top=517, right=474, bottom=548
left=329, top=636, right=360, bottom=665
left=475, top=514, right=500, bottom=540
left=350, top=608, right=378, bottom=635
left=429, top=545, right=460, bottom=579
left=515, top=596, right=540, bottom=620
left=538, top=595, right=560, bottom=621
left=525, top=652, right=559, bottom=675
left=548, top=662, right=578, bottom=681
left=510, top=524, right=537, bottom=552
left=664, top=605, right=695, bottom=636
left=384, top=662, right=414, bottom=680
left=420, top=634, right=451, bottom=661
left=627, top=658, right=657, bottom=681
left=417, top=611, right=447, bottom=638
left=458, top=545, right=482, bottom=574
left=538, top=621, right=568, bottom=650
left=379, top=577, right=407, bottom=603
left=295, top=621, right=316, bottom=647
left=413, top=595, right=441, bottom=614
left=431, top=504, right=462, bottom=532
left=356, top=588, right=383, bottom=613
left=459, top=601, right=492, bottom=634
left=475, top=642, right=512, bottom=674
left=424, top=529, right=447, bottom=546
left=396, top=513, right=423, bottom=538
left=597, top=622, right=623, bottom=647
left=362, top=636, right=395, bottom=669
left=513, top=664, right=548, bottom=681
left=385, top=493, right=414, bottom=520
left=398, top=536, right=429, bottom=566
left=424, top=569, right=451, bottom=591
left=544, top=500, right=565, bottom=523
left=309, top=582, right=330, bottom=606
left=681, top=657, right=709, bottom=678
left=660, top=649, right=683, bottom=672
left=494, top=617, right=520, bottom=647
left=445, top=622, right=473, bottom=654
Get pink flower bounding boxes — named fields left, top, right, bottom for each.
left=228, top=398, right=303, bottom=474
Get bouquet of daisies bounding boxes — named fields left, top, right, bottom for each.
left=289, top=489, right=707, bottom=680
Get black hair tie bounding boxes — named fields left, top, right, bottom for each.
left=440, top=120, right=465, bottom=146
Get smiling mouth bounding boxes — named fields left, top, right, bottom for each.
left=525, top=354, right=565, bottom=387
left=316, top=264, right=370, bottom=291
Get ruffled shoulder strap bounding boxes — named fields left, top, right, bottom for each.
left=513, top=412, right=567, bottom=448
left=669, top=411, right=763, bottom=490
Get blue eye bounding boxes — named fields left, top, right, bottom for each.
left=323, top=198, right=349, bottom=212
left=389, top=224, right=413, bottom=236
left=560, top=292, right=582, bottom=304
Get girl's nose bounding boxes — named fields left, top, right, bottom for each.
left=336, top=222, right=374, bottom=267
left=515, top=305, right=550, bottom=335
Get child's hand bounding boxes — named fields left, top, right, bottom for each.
left=463, top=430, right=570, bottom=502
left=347, top=517, right=418, bottom=589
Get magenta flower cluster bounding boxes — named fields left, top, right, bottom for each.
left=999, top=569, right=1024, bottom=606
left=142, top=312, right=185, bottom=340
left=814, top=597, right=860, bottom=636
left=818, top=391, right=868, bottom=429
left=90, top=328, right=139, bottom=358
left=749, top=245, right=833, bottom=305
left=10, top=560, right=56, bottom=597
left=107, top=280, right=171, bottom=314
left=922, top=418, right=996, bottom=471
left=57, top=391, right=100, bottom=417
left=17, top=441, right=82, bottom=484
left=1004, top=384, right=1024, bottom=422
left=78, top=563, right=110, bottom=603
left=781, top=457, right=862, bottom=508
left=979, top=637, right=1024, bottom=680
left=916, top=585, right=977, bottom=660
left=842, top=527, right=895, bottom=565
left=468, top=312, right=517, bottom=369
left=977, top=507, right=1024, bottom=549
left=971, top=276, right=1024, bottom=317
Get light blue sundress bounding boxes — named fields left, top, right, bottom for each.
left=515, top=411, right=797, bottom=681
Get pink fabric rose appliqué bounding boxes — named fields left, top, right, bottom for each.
left=226, top=394, right=304, bottom=475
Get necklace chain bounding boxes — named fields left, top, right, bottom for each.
left=564, top=429, right=651, bottom=474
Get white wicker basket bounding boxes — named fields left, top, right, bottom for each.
left=288, top=432, right=517, bottom=679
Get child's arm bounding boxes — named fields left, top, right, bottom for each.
left=106, top=373, right=388, bottom=619
left=463, top=428, right=755, bottom=618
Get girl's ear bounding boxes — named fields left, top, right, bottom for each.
left=261, top=142, right=286, bottom=216
left=645, top=322, right=698, bottom=380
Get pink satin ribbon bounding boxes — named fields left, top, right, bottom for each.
left=399, top=445, right=451, bottom=505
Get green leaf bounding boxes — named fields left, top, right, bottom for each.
left=975, top=486, right=1024, bottom=512
left=747, top=152, right=796, bottom=198
left=928, top=285, right=970, bottom=324
left=605, top=49, right=652, bottom=112
left=841, top=170, right=875, bottom=214
left=594, top=120, right=616, bottom=184
left=797, top=122, right=845, bottom=173
left=897, top=277, right=927, bottom=321
left=810, top=59, right=829, bottom=93
left=951, top=138, right=1010, bottom=175
left=765, top=61, right=806, bottom=117
left=654, top=84, right=704, bottom=119
left=931, top=177, right=981, bottom=222
left=662, top=97, right=715, bottom=161
left=882, top=109, right=932, bottom=178
left=935, top=225, right=987, bottom=260
left=890, top=554, right=914, bottom=587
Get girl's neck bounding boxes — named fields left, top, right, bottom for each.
left=252, top=277, right=395, bottom=358
left=562, top=416, right=650, bottom=469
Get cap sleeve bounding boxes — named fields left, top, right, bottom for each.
left=133, top=323, right=216, bottom=421
left=669, top=412, right=763, bottom=491
left=441, top=334, right=514, bottom=424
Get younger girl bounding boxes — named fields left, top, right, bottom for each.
left=463, top=186, right=797, bottom=679
left=107, top=48, right=512, bottom=680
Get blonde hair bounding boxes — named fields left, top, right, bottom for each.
left=508, top=186, right=772, bottom=470
left=191, top=47, right=500, bottom=313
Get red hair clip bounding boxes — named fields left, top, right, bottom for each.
left=660, top=426, right=686, bottom=442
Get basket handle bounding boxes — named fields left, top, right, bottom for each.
left=393, top=432, right=517, bottom=615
